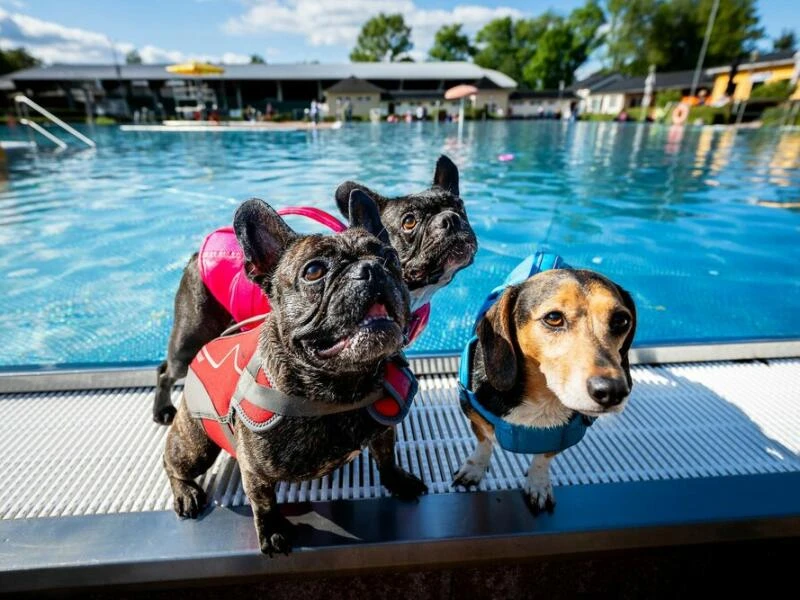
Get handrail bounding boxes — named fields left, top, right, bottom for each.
left=14, top=94, right=96, bottom=148
left=19, top=119, right=67, bottom=150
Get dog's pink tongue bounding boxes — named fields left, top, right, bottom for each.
left=366, top=303, right=388, bottom=318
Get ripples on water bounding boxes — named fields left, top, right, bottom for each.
left=0, top=121, right=798, bottom=367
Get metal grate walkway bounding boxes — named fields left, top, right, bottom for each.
left=1, top=358, right=798, bottom=521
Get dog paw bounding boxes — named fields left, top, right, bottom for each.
left=153, top=405, right=177, bottom=426
left=380, top=466, right=428, bottom=500
left=452, top=460, right=487, bottom=489
left=257, top=513, right=293, bottom=557
left=523, top=478, right=555, bottom=515
left=172, top=480, right=207, bottom=518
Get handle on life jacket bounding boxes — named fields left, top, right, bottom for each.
left=277, top=207, right=347, bottom=233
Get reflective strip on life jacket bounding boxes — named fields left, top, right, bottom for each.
left=185, top=328, right=419, bottom=457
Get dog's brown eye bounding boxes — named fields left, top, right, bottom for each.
left=610, top=312, right=631, bottom=332
left=302, top=261, right=327, bottom=282
left=401, top=214, right=417, bottom=231
left=543, top=311, right=565, bottom=328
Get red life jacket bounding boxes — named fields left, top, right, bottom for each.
left=183, top=326, right=417, bottom=458
left=196, top=206, right=430, bottom=342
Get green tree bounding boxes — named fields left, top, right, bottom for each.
left=473, top=17, right=515, bottom=78
left=428, top=24, right=475, bottom=61
left=605, top=0, right=763, bottom=75
left=250, top=54, right=266, bottom=64
left=350, top=13, right=413, bottom=62
left=701, top=0, right=763, bottom=64
left=772, top=29, right=797, bottom=52
left=125, top=49, right=142, bottom=64
left=523, top=0, right=605, bottom=88
left=474, top=1, right=604, bottom=89
left=0, top=47, right=40, bottom=75
left=604, top=0, right=661, bottom=75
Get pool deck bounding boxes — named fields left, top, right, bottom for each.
left=121, top=120, right=342, bottom=133
left=0, top=342, right=798, bottom=594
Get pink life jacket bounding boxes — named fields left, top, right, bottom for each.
left=197, top=206, right=430, bottom=342
left=183, top=326, right=417, bottom=457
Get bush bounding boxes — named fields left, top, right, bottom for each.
left=656, top=89, right=683, bottom=107
left=580, top=113, right=615, bottom=121
left=94, top=116, right=116, bottom=125
left=750, top=80, right=794, bottom=101
left=761, top=105, right=800, bottom=126
left=688, top=106, right=730, bottom=125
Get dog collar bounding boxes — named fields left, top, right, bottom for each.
left=458, top=252, right=595, bottom=455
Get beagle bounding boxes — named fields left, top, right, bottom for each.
left=453, top=267, right=637, bottom=513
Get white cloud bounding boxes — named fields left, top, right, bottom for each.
left=0, top=8, right=248, bottom=64
left=223, top=0, right=523, bottom=57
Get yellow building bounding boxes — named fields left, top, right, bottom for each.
left=708, top=50, right=800, bottom=103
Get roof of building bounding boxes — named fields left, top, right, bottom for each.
left=591, top=69, right=713, bottom=94
left=569, top=71, right=622, bottom=92
left=473, top=76, right=503, bottom=90
left=706, top=49, right=798, bottom=74
left=325, top=76, right=384, bottom=94
left=510, top=89, right=576, bottom=100
left=386, top=90, right=446, bottom=100
left=8, top=62, right=518, bottom=88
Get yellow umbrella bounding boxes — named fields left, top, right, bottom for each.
left=166, top=61, right=225, bottom=76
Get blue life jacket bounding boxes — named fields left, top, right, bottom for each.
left=458, top=252, right=595, bottom=454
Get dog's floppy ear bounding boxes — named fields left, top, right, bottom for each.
left=234, top=198, right=297, bottom=287
left=477, top=286, right=519, bottom=392
left=616, top=286, right=638, bottom=389
left=348, top=189, right=390, bottom=246
left=335, top=182, right=387, bottom=220
left=432, top=155, right=459, bottom=197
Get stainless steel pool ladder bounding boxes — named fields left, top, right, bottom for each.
left=14, top=94, right=96, bottom=149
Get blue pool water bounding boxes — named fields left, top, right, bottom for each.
left=1, top=121, right=799, bottom=368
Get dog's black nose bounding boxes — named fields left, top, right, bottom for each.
left=587, top=377, right=629, bottom=407
left=350, top=260, right=376, bottom=281
left=433, top=211, right=461, bottom=232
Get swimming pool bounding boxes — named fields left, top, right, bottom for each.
left=1, top=121, right=798, bottom=369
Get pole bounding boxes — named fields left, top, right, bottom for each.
left=641, top=65, right=655, bottom=122
left=458, top=98, right=464, bottom=141
left=690, top=0, right=720, bottom=98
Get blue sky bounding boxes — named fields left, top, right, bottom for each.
left=0, top=0, right=797, bottom=69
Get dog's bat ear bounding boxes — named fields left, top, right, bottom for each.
left=335, top=182, right=386, bottom=220
left=615, top=285, right=638, bottom=389
left=477, top=286, right=519, bottom=392
left=234, top=198, right=297, bottom=287
left=432, top=155, right=459, bottom=197
left=348, top=189, right=389, bottom=245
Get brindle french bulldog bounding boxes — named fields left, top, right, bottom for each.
left=163, top=193, right=427, bottom=556
left=334, top=155, right=477, bottom=312
left=153, top=155, right=477, bottom=425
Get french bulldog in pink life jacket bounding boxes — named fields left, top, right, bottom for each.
left=164, top=193, right=427, bottom=556
left=153, top=155, right=477, bottom=425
